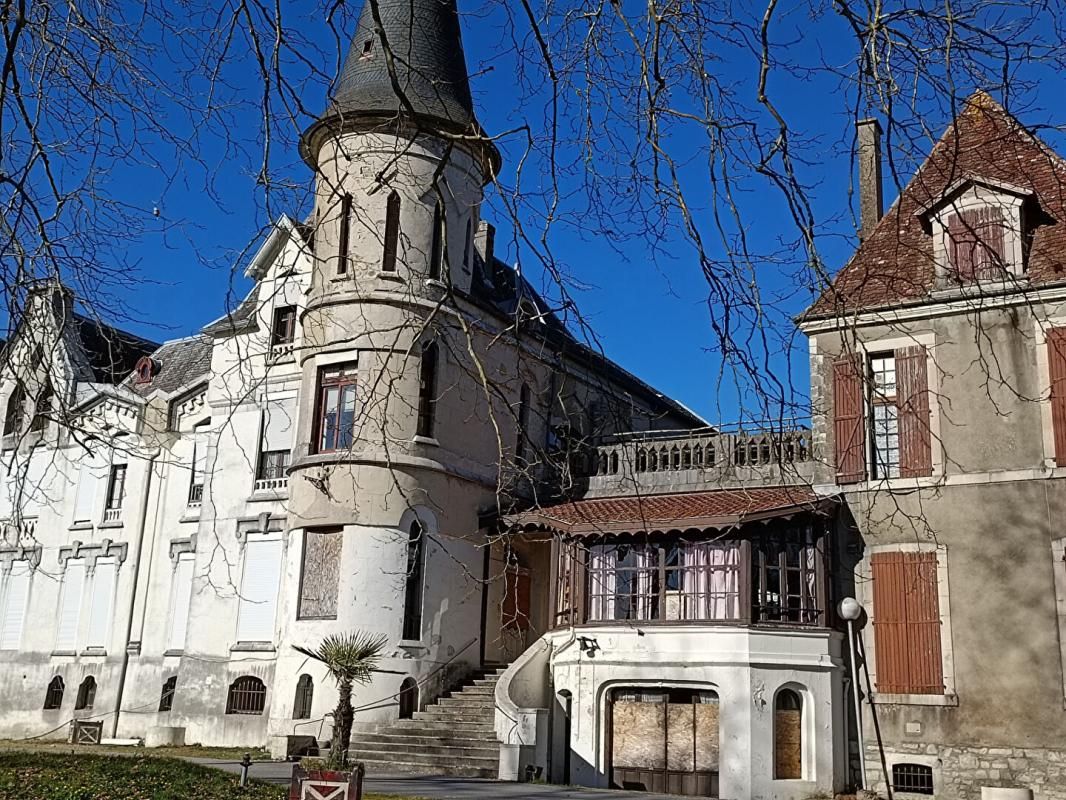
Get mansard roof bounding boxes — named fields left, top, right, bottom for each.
left=506, top=485, right=829, bottom=536
left=803, top=91, right=1066, bottom=321
left=327, top=0, right=479, bottom=132
left=126, top=335, right=213, bottom=397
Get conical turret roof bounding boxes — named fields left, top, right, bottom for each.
left=330, top=0, right=479, bottom=131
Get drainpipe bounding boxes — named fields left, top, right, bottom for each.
left=112, top=447, right=160, bottom=738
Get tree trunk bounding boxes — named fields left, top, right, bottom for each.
left=329, top=678, right=354, bottom=768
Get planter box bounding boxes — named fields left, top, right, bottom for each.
left=289, top=763, right=364, bottom=800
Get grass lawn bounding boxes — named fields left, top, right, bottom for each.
left=0, top=751, right=422, bottom=800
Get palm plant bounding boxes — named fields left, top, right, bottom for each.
left=293, top=631, right=387, bottom=768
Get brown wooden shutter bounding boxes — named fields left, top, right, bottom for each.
left=897, top=346, right=933, bottom=478
left=871, top=551, right=944, bottom=695
left=833, top=355, right=866, bottom=484
left=1049, top=327, right=1066, bottom=465
left=947, top=213, right=973, bottom=282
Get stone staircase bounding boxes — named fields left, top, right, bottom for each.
left=347, top=665, right=507, bottom=778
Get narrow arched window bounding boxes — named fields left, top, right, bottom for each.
left=382, top=191, right=400, bottom=272
left=30, top=380, right=53, bottom=432
left=398, top=677, right=418, bottom=719
left=226, top=675, right=266, bottom=715
left=401, top=521, right=425, bottom=641
left=43, top=676, right=64, bottom=709
left=429, top=202, right=444, bottom=280
left=75, top=676, right=96, bottom=710
left=159, top=676, right=177, bottom=712
left=293, top=674, right=314, bottom=720
left=774, top=688, right=803, bottom=779
left=462, top=218, right=472, bottom=270
left=337, top=193, right=353, bottom=276
left=4, top=382, right=26, bottom=436
left=417, top=342, right=438, bottom=439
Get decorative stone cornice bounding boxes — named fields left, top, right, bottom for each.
left=58, top=538, right=128, bottom=571
left=235, top=512, right=285, bottom=550
left=169, top=534, right=197, bottom=563
left=0, top=544, right=42, bottom=572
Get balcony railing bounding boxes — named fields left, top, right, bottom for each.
left=253, top=476, right=288, bottom=493
left=102, top=508, right=122, bottom=524
left=591, top=423, right=813, bottom=478
left=187, top=483, right=204, bottom=508
left=269, top=342, right=295, bottom=362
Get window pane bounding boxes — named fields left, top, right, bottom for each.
left=320, top=386, right=339, bottom=451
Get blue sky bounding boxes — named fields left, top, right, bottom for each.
left=62, top=1, right=1066, bottom=424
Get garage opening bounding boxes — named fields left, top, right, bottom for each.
left=608, top=687, right=719, bottom=797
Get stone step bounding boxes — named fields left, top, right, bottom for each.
left=353, top=731, right=497, bottom=749
left=350, top=741, right=500, bottom=760
left=350, top=747, right=498, bottom=769
left=413, top=709, right=494, bottom=724
left=375, top=719, right=496, bottom=736
left=433, top=696, right=496, bottom=710
left=354, top=757, right=497, bottom=779
left=449, top=684, right=495, bottom=696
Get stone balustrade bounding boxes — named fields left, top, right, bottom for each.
left=584, top=423, right=819, bottom=496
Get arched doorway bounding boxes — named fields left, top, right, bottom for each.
left=398, top=677, right=418, bottom=720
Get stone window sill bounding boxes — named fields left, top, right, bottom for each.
left=872, top=692, right=958, bottom=707
left=51, top=650, right=77, bottom=657
left=412, top=435, right=439, bottom=448
left=81, top=647, right=107, bottom=657
left=398, top=639, right=427, bottom=650
left=163, top=649, right=184, bottom=657
left=424, top=279, right=447, bottom=290
left=230, top=642, right=276, bottom=653
left=99, top=520, right=124, bottom=530
left=378, top=271, right=404, bottom=282
left=247, top=491, right=288, bottom=503
left=69, top=521, right=94, bottom=532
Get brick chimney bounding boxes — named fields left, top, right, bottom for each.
left=857, top=118, right=884, bottom=240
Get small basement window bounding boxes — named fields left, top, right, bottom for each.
left=226, top=675, right=266, bottom=715
left=892, top=763, right=934, bottom=795
left=75, top=676, right=97, bottom=711
left=159, top=676, right=177, bottom=712
left=43, top=676, right=64, bottom=710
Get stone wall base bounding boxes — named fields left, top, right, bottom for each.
left=865, top=742, right=1066, bottom=800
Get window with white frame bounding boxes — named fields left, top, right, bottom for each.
left=236, top=536, right=283, bottom=643
left=105, top=463, right=126, bottom=513
left=72, top=456, right=104, bottom=525
left=56, top=558, right=86, bottom=651
left=0, top=560, right=32, bottom=650
left=869, top=353, right=901, bottom=479
left=257, top=401, right=294, bottom=487
left=167, top=552, right=195, bottom=652
left=85, top=557, right=117, bottom=650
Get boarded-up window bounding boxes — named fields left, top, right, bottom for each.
left=774, top=689, right=803, bottom=779
left=85, top=558, right=117, bottom=649
left=236, top=538, right=283, bottom=642
left=833, top=355, right=866, bottom=483
left=1049, top=327, right=1066, bottom=466
left=167, top=553, right=195, bottom=652
left=298, top=529, right=342, bottom=620
left=0, top=560, right=31, bottom=650
left=611, top=688, right=719, bottom=797
left=56, top=559, right=86, bottom=651
left=947, top=207, right=1007, bottom=282
left=871, top=551, right=945, bottom=695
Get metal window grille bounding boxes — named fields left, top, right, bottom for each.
left=75, top=676, right=96, bottom=710
left=892, top=763, right=934, bottom=795
left=43, top=676, right=64, bottom=710
left=159, top=676, right=177, bottom=712
left=226, top=676, right=266, bottom=715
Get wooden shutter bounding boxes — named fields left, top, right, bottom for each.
left=0, top=561, right=31, bottom=650
left=56, top=559, right=86, bottom=651
left=897, top=346, right=933, bottom=478
left=168, top=553, right=195, bottom=652
left=85, top=558, right=117, bottom=648
left=947, top=213, right=974, bottom=282
left=833, top=355, right=866, bottom=483
left=236, top=538, right=283, bottom=642
left=1049, top=327, right=1066, bottom=465
left=503, top=566, right=532, bottom=632
left=871, top=551, right=944, bottom=695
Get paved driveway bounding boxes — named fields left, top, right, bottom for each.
left=194, top=759, right=687, bottom=800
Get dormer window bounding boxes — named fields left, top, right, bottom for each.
left=922, top=177, right=1030, bottom=287
left=133, top=356, right=158, bottom=385
left=361, top=38, right=374, bottom=58
left=946, top=207, right=1007, bottom=283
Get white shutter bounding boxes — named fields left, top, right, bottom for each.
left=73, top=462, right=97, bottom=523
left=236, top=538, right=282, bottom=642
left=0, top=561, right=31, bottom=650
left=263, top=401, right=296, bottom=452
left=56, top=559, right=86, bottom=651
left=85, top=557, right=117, bottom=648
left=192, top=439, right=206, bottom=485
left=168, top=554, right=194, bottom=652
left=21, top=456, right=47, bottom=515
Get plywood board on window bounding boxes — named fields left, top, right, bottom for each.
left=774, top=708, right=802, bottom=779
left=694, top=702, right=720, bottom=771
left=612, top=702, right=666, bottom=770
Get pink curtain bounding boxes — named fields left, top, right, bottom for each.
left=682, top=542, right=740, bottom=620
